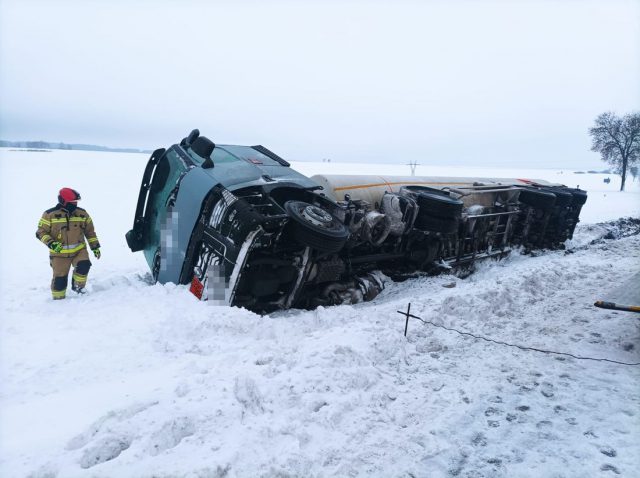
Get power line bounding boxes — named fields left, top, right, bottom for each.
left=398, top=303, right=640, bottom=367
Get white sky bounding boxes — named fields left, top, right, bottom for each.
left=1, top=0, right=639, bottom=167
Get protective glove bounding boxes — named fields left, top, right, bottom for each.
left=48, top=241, right=63, bottom=253
left=93, top=248, right=101, bottom=259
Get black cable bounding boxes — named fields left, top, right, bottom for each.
left=398, top=307, right=640, bottom=367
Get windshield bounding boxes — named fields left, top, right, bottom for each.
left=187, top=146, right=239, bottom=165
left=219, top=145, right=282, bottom=166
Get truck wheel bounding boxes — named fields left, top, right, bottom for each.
left=284, top=200, right=349, bottom=252
left=564, top=188, right=588, bottom=206
left=400, top=186, right=463, bottom=218
left=541, top=188, right=573, bottom=207
left=518, top=187, right=556, bottom=212
left=414, top=214, right=459, bottom=234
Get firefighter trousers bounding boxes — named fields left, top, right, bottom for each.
left=50, top=248, right=91, bottom=299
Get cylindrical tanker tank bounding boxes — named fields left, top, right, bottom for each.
left=311, top=174, right=563, bottom=206
left=310, top=174, right=476, bottom=204
left=312, top=174, right=527, bottom=204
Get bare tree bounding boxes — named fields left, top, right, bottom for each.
left=589, top=112, right=640, bottom=191
left=630, top=165, right=638, bottom=182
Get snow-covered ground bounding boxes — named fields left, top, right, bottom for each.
left=1, top=148, right=639, bottom=477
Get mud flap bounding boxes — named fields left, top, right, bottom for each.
left=190, top=276, right=204, bottom=299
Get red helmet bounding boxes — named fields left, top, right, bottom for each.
left=58, top=188, right=81, bottom=205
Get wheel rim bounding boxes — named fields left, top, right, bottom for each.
left=301, top=205, right=333, bottom=227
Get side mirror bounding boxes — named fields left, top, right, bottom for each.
left=191, top=136, right=216, bottom=168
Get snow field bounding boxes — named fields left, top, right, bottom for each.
left=1, top=149, right=639, bottom=477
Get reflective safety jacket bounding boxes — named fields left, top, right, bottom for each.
left=36, top=205, right=101, bottom=257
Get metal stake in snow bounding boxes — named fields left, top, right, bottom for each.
left=401, top=302, right=420, bottom=337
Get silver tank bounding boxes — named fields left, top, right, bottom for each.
left=311, top=174, right=559, bottom=205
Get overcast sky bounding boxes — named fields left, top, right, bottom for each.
left=1, top=0, right=639, bottom=167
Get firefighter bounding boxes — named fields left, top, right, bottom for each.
left=36, top=188, right=101, bottom=299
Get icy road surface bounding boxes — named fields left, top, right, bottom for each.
left=0, top=149, right=639, bottom=477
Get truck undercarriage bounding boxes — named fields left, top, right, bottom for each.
left=182, top=175, right=586, bottom=314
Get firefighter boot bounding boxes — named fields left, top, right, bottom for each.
left=72, top=259, right=91, bottom=294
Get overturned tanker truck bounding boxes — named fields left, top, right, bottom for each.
left=126, top=130, right=587, bottom=313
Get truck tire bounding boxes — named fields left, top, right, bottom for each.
left=414, top=214, right=459, bottom=234
left=541, top=188, right=573, bottom=207
left=563, top=188, right=588, bottom=206
left=400, top=186, right=463, bottom=218
left=284, top=200, right=349, bottom=252
left=518, top=187, right=556, bottom=212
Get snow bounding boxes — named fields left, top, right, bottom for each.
left=1, top=148, right=639, bottom=477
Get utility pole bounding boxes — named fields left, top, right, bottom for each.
left=407, top=161, right=419, bottom=176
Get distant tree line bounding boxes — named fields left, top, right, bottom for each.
left=0, top=139, right=150, bottom=154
